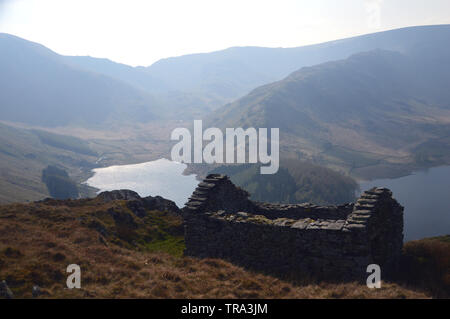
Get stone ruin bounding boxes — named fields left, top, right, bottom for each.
left=183, top=174, right=404, bottom=281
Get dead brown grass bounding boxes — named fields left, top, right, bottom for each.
left=399, top=236, right=450, bottom=298
left=0, top=199, right=435, bottom=299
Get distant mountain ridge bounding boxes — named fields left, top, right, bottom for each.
left=67, top=24, right=450, bottom=110
left=2, top=25, right=450, bottom=126
left=209, top=48, right=450, bottom=127
left=0, top=33, right=163, bottom=127
left=57, top=25, right=450, bottom=116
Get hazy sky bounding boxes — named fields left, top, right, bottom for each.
left=0, top=0, right=449, bottom=66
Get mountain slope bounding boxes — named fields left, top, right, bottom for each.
left=145, top=25, right=450, bottom=101
left=65, top=24, right=450, bottom=113
left=62, top=55, right=168, bottom=93
left=0, top=34, right=162, bottom=127
left=207, top=46, right=450, bottom=179
left=3, top=25, right=450, bottom=123
left=0, top=122, right=97, bottom=204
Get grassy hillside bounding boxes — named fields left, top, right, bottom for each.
left=0, top=195, right=447, bottom=299
left=0, top=123, right=97, bottom=204
left=400, top=236, right=450, bottom=298
left=32, top=129, right=97, bottom=156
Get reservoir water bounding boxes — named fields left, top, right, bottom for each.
left=86, top=159, right=449, bottom=241
left=360, top=165, right=450, bottom=241
left=85, top=158, right=198, bottom=208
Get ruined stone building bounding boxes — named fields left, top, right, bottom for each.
left=183, top=174, right=404, bottom=281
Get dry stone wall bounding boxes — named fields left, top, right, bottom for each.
left=183, top=174, right=404, bottom=281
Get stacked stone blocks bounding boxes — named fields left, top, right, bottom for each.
left=183, top=174, right=403, bottom=281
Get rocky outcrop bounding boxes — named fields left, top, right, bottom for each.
left=97, top=189, right=141, bottom=202
left=98, top=190, right=180, bottom=215
left=183, top=174, right=404, bottom=281
left=142, top=196, right=180, bottom=215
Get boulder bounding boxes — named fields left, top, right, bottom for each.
left=97, top=189, right=141, bottom=202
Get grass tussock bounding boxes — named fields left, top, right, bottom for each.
left=399, top=236, right=450, bottom=298
left=0, top=198, right=444, bottom=299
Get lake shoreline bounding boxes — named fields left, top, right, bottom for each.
left=84, top=158, right=198, bottom=208
left=360, top=165, right=450, bottom=241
